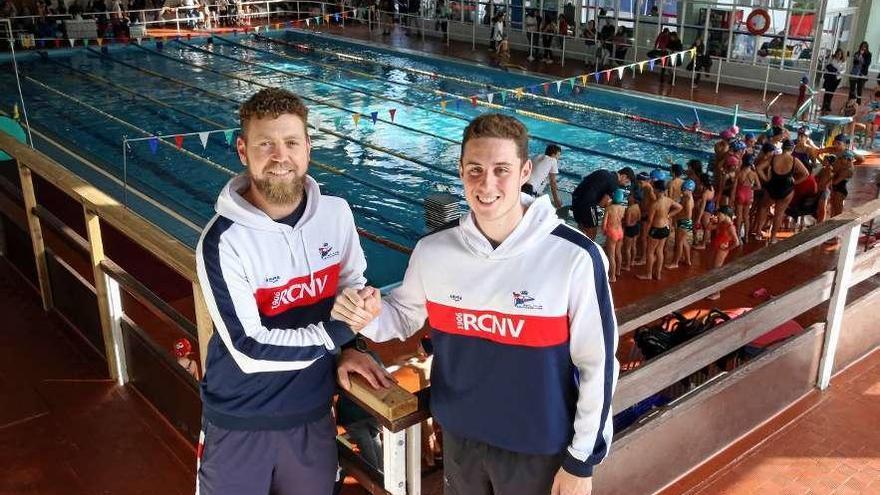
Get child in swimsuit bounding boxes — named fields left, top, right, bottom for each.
left=622, top=190, right=642, bottom=271
left=634, top=173, right=656, bottom=266
left=707, top=205, right=740, bottom=300
left=602, top=189, right=627, bottom=282
left=814, top=156, right=835, bottom=223
left=638, top=180, right=682, bottom=281
left=668, top=179, right=696, bottom=269
left=733, top=155, right=760, bottom=242
left=830, top=150, right=855, bottom=218
left=694, top=173, right=716, bottom=250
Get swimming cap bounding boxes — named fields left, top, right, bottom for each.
left=761, top=142, right=776, bottom=154
left=771, top=115, right=784, bottom=127
left=173, top=338, right=193, bottom=358
left=682, top=179, right=696, bottom=192
left=744, top=132, right=756, bottom=141
left=612, top=188, right=626, bottom=205
left=729, top=125, right=740, bottom=135
left=731, top=140, right=747, bottom=152
left=650, top=169, right=666, bottom=181
left=720, top=129, right=735, bottom=140
left=833, top=133, right=851, bottom=144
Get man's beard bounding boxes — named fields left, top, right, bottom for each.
left=249, top=167, right=305, bottom=206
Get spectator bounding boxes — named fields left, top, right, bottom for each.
left=541, top=15, right=557, bottom=63
left=525, top=9, right=538, bottom=56
left=687, top=35, right=712, bottom=87
left=849, top=42, right=872, bottom=103
left=821, top=48, right=847, bottom=114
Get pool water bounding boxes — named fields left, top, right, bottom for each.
left=0, top=29, right=762, bottom=287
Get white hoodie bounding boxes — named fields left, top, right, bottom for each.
left=363, top=194, right=620, bottom=477
left=196, top=174, right=366, bottom=429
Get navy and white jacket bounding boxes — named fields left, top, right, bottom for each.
left=362, top=195, right=619, bottom=477
left=196, top=175, right=364, bottom=430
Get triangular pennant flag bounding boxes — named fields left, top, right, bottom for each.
left=670, top=54, right=677, bottom=66
left=691, top=47, right=697, bottom=58
left=639, top=61, right=646, bottom=73
left=324, top=15, right=330, bottom=24
left=135, top=37, right=142, bottom=45
left=198, top=132, right=210, bottom=149
left=352, top=113, right=361, bottom=126
left=83, top=38, right=90, bottom=46
left=306, top=18, right=311, bottom=26
left=389, top=109, right=396, bottom=121
left=334, top=116, right=343, bottom=129
left=224, top=130, right=234, bottom=146
left=174, top=135, right=184, bottom=149
left=254, top=26, right=260, bottom=33
left=486, top=93, right=494, bottom=104
left=370, top=111, right=378, bottom=124
left=661, top=56, right=668, bottom=67
left=617, top=67, right=624, bottom=79
left=68, top=38, right=75, bottom=47
left=555, top=80, right=562, bottom=93
left=594, top=72, right=601, bottom=83
left=334, top=13, right=340, bottom=22
left=542, top=83, right=549, bottom=95
left=470, top=96, right=477, bottom=107
left=12, top=103, right=19, bottom=120
left=440, top=100, right=447, bottom=111
left=649, top=59, right=655, bottom=71
left=148, top=137, right=159, bottom=154
left=500, top=91, right=507, bottom=103
left=605, top=70, right=612, bottom=82
left=275, top=23, right=281, bottom=29
left=54, top=38, right=61, bottom=48
left=569, top=78, right=575, bottom=89
left=515, top=88, right=523, bottom=99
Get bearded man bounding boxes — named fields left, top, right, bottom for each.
left=194, top=88, right=391, bottom=495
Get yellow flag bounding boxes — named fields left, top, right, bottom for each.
left=440, top=100, right=447, bottom=111
left=580, top=74, right=588, bottom=85
left=639, top=61, right=646, bottom=73
left=96, top=37, right=103, bottom=46
left=516, top=88, right=524, bottom=99
left=352, top=113, right=361, bottom=126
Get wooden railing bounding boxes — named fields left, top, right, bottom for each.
left=0, top=131, right=427, bottom=495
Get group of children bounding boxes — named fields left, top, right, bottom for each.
left=598, top=115, right=863, bottom=299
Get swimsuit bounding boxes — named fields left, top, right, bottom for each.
left=649, top=226, right=671, bottom=239
left=676, top=218, right=693, bottom=231
left=735, top=184, right=754, bottom=205
left=705, top=199, right=716, bottom=214
left=624, top=222, right=641, bottom=238
left=712, top=223, right=734, bottom=250
left=605, top=225, right=624, bottom=242
left=766, top=156, right=795, bottom=200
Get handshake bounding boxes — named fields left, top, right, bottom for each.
left=331, top=286, right=382, bottom=332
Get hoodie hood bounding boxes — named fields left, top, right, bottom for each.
left=216, top=174, right=322, bottom=232
left=460, top=194, right=562, bottom=260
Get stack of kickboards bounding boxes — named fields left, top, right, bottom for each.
left=423, top=193, right=461, bottom=231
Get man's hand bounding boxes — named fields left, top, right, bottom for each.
left=336, top=348, right=395, bottom=391
left=331, top=287, right=381, bottom=331
left=550, top=468, right=592, bottom=495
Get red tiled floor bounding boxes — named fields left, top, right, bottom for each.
left=687, top=349, right=880, bottom=495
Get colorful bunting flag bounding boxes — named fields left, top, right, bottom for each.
left=516, top=88, right=524, bottom=99
left=148, top=137, right=159, bottom=154
left=352, top=113, right=361, bottom=126
left=617, top=67, right=624, bottom=79
left=500, top=91, right=507, bottom=103
left=306, top=18, right=311, bottom=26
left=555, top=80, right=561, bottom=93
left=224, top=130, right=234, bottom=146
left=639, top=61, right=646, bottom=73
left=198, top=132, right=210, bottom=149
left=174, top=135, right=184, bottom=149
left=661, top=56, right=667, bottom=67
left=96, top=38, right=103, bottom=46
left=470, top=96, right=477, bottom=107
left=440, top=100, right=447, bottom=111
left=370, top=111, right=378, bottom=124
left=487, top=93, right=494, bottom=104
left=334, top=116, right=343, bottom=129
left=649, top=59, right=655, bottom=71
left=670, top=54, right=676, bottom=66
left=594, top=72, right=600, bottom=83
left=389, top=109, right=397, bottom=121
left=569, top=78, right=575, bottom=89
left=542, top=83, right=549, bottom=95
left=68, top=38, right=75, bottom=47
left=605, top=70, right=612, bottom=82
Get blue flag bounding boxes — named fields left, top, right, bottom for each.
left=148, top=137, right=159, bottom=154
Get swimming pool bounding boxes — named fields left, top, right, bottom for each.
left=0, top=29, right=763, bottom=287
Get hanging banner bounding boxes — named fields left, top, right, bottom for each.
left=370, top=111, right=378, bottom=124
left=148, top=137, right=159, bottom=154
left=389, top=109, right=397, bottom=121
left=198, top=132, right=210, bottom=149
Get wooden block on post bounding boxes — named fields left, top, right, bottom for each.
left=348, top=374, right=419, bottom=422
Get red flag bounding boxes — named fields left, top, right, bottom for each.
left=174, top=135, right=184, bottom=148
left=605, top=70, right=611, bottom=82
left=542, top=83, right=549, bottom=95
left=470, top=96, right=477, bottom=107
left=661, top=56, right=668, bottom=67
left=389, top=109, right=397, bottom=122
left=54, top=38, right=61, bottom=48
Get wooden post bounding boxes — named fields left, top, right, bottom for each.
left=83, top=206, right=124, bottom=382
left=817, top=224, right=860, bottom=389
left=17, top=162, right=54, bottom=311
left=406, top=423, right=422, bottom=495
left=382, top=427, right=407, bottom=495
left=193, top=280, right=214, bottom=372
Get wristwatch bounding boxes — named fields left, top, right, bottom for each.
left=346, top=334, right=369, bottom=353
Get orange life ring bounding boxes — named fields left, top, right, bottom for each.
left=746, top=9, right=771, bottom=36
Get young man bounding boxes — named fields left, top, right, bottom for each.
left=571, top=166, right=635, bottom=239
left=195, top=88, right=390, bottom=495
left=524, top=143, right=563, bottom=209
left=334, top=114, right=619, bottom=495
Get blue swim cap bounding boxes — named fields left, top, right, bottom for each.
left=731, top=139, right=747, bottom=152
left=650, top=169, right=666, bottom=181
left=744, top=132, right=756, bottom=141
left=682, top=179, right=696, bottom=192
left=612, top=188, right=626, bottom=205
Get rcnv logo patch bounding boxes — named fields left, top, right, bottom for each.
left=254, top=264, right=341, bottom=316
left=454, top=312, right=525, bottom=338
